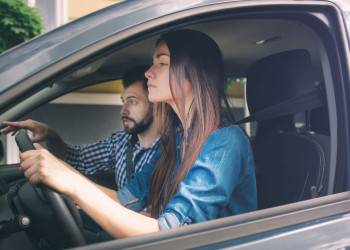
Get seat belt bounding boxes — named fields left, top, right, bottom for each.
left=126, top=135, right=138, bottom=183
left=235, top=90, right=326, bottom=125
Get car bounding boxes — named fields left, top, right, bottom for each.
left=0, top=0, right=350, bottom=249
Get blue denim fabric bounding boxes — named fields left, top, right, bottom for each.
left=117, top=125, right=257, bottom=230
left=118, top=146, right=162, bottom=211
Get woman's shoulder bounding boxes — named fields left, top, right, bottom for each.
left=203, top=124, right=250, bottom=150
left=211, top=124, right=247, bottom=139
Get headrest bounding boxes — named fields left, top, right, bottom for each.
left=246, top=49, right=315, bottom=114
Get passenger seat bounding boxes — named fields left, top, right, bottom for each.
left=240, top=49, right=330, bottom=209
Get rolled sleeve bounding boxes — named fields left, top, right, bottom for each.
left=117, top=186, right=144, bottom=211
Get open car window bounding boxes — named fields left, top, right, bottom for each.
left=0, top=1, right=349, bottom=249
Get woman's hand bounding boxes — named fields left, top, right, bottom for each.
left=19, top=143, right=77, bottom=195
left=20, top=144, right=160, bottom=239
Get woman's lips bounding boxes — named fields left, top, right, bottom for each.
left=147, top=82, right=156, bottom=88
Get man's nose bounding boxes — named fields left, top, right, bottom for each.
left=121, top=105, right=129, bottom=115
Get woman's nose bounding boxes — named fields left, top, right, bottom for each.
left=145, top=65, right=154, bottom=79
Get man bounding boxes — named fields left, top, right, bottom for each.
left=1, top=65, right=160, bottom=191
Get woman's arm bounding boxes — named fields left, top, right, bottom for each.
left=19, top=144, right=159, bottom=238
left=59, top=158, right=120, bottom=203
left=71, top=177, right=159, bottom=238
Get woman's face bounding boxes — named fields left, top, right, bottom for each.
left=145, top=40, right=172, bottom=104
left=145, top=40, right=194, bottom=108
left=145, top=41, right=193, bottom=104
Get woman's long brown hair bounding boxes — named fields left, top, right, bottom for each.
left=148, top=30, right=233, bottom=218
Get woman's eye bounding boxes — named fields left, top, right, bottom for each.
left=160, top=62, right=168, bottom=67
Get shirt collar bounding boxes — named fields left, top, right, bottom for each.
left=133, top=136, right=161, bottom=150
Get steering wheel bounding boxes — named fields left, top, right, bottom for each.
left=15, top=130, right=86, bottom=248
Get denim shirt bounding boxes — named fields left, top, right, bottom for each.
left=117, top=124, right=257, bottom=230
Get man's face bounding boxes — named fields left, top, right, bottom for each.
left=120, top=81, right=153, bottom=135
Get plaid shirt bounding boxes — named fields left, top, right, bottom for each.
left=65, top=131, right=160, bottom=189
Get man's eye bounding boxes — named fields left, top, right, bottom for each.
left=131, top=100, right=137, bottom=105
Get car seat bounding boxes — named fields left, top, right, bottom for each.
left=240, top=49, right=330, bottom=209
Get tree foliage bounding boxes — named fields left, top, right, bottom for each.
left=0, top=0, right=43, bottom=53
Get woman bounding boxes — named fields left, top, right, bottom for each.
left=19, top=29, right=257, bottom=239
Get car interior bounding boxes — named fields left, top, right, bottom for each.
left=0, top=7, right=338, bottom=249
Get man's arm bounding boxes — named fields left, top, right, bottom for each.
left=1, top=119, right=68, bottom=159
left=2, top=120, right=119, bottom=201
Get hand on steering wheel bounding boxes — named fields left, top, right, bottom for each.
left=15, top=130, right=86, bottom=248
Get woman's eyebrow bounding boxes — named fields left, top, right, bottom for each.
left=155, top=52, right=170, bottom=59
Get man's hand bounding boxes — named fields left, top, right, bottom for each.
left=1, top=119, right=68, bottom=159
left=1, top=119, right=51, bottom=142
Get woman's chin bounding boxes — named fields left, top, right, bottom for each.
left=148, top=95, right=160, bottom=103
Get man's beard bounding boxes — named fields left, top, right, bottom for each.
left=122, top=109, right=153, bottom=135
